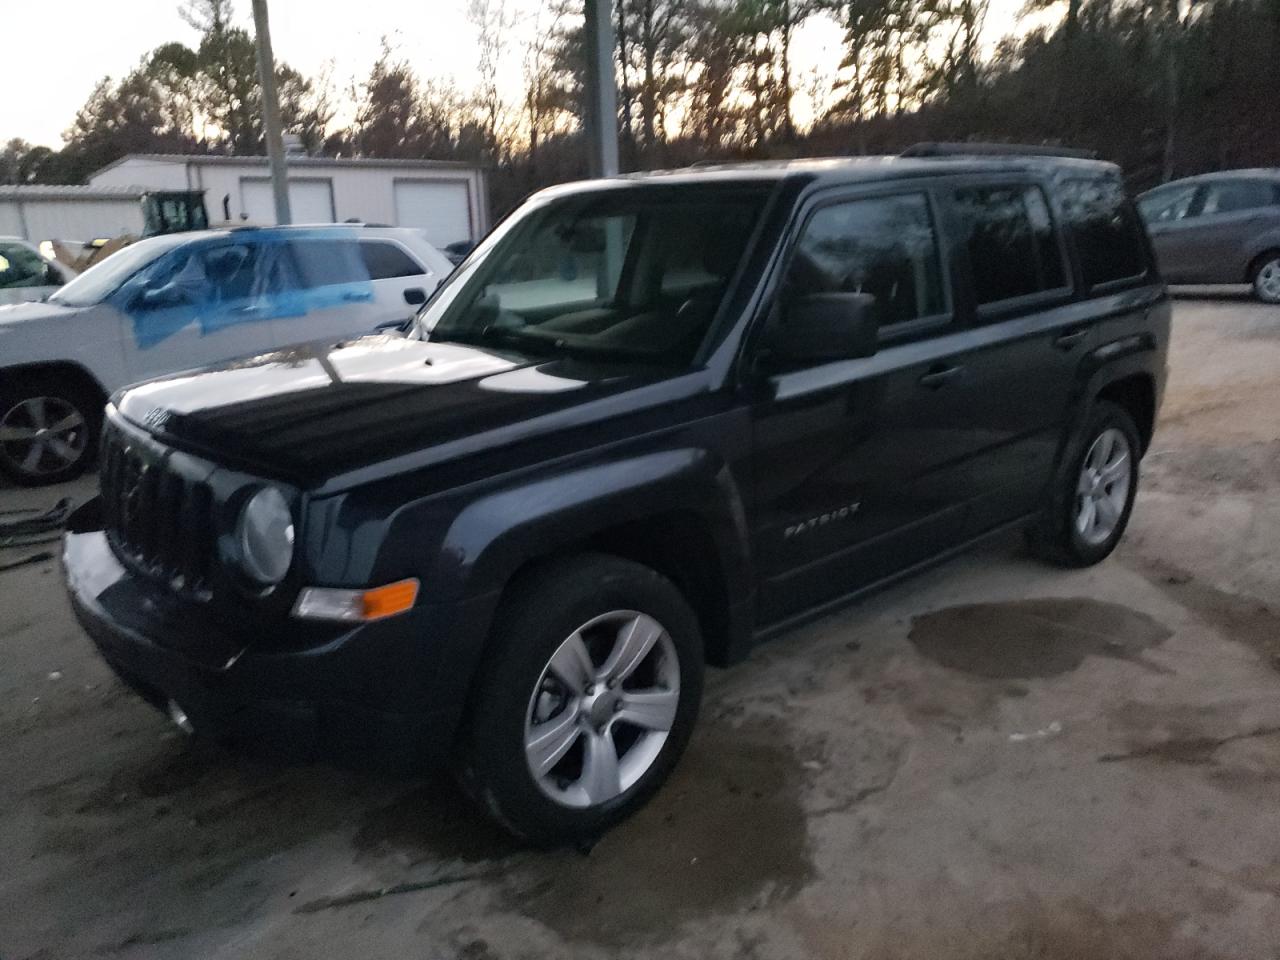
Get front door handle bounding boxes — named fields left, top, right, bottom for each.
left=919, top=364, right=964, bottom=389
left=1053, top=329, right=1089, bottom=351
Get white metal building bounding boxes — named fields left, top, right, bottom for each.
left=89, top=154, right=489, bottom=248
left=0, top=185, right=146, bottom=243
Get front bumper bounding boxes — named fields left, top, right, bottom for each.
left=63, top=500, right=497, bottom=768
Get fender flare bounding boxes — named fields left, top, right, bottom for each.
left=1056, top=341, right=1159, bottom=473
left=1244, top=233, right=1280, bottom=282
left=430, top=446, right=752, bottom=605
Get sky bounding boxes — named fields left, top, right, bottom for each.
left=3, top=0, right=1043, bottom=149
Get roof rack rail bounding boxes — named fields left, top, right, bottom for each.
left=901, top=141, right=1099, bottom=160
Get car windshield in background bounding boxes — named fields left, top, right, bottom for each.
left=0, top=242, right=53, bottom=290
left=48, top=234, right=192, bottom=308
left=423, top=184, right=771, bottom=366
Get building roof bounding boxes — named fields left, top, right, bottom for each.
left=89, top=153, right=483, bottom=179
left=0, top=184, right=146, bottom=201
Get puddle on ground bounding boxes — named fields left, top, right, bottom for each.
left=908, top=598, right=1172, bottom=680
left=506, top=711, right=814, bottom=947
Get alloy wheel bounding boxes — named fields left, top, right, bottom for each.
left=0, top=396, right=88, bottom=478
left=1074, top=427, right=1132, bottom=546
left=1256, top=257, right=1280, bottom=304
left=524, top=609, right=680, bottom=809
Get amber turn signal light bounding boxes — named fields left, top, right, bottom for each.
left=291, top=579, right=420, bottom=622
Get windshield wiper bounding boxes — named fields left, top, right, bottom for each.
left=433, top=324, right=664, bottom=365
left=431, top=325, right=558, bottom=356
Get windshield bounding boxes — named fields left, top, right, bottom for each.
left=49, top=234, right=194, bottom=307
left=421, top=183, right=771, bottom=367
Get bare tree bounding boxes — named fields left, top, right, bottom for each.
left=468, top=0, right=516, bottom=160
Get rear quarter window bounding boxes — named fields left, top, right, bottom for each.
left=1059, top=177, right=1148, bottom=288
left=360, top=240, right=426, bottom=280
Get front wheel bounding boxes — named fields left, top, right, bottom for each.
left=458, top=554, right=703, bottom=844
left=1028, top=400, right=1141, bottom=567
left=0, top=377, right=99, bottom=486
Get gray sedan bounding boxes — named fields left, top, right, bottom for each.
left=1138, top=170, right=1280, bottom=303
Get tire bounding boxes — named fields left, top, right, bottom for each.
left=1027, top=400, right=1141, bottom=567
left=457, top=553, right=704, bottom=845
left=1251, top=251, right=1280, bottom=305
left=0, top=374, right=100, bottom=486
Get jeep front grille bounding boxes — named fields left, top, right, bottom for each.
left=100, top=420, right=215, bottom=600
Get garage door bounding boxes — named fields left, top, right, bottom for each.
left=394, top=181, right=472, bottom=248
left=241, top=179, right=335, bottom=225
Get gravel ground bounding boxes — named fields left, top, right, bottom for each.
left=2, top=291, right=1279, bottom=960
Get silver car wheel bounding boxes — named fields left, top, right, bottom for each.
left=1255, top=257, right=1280, bottom=304
left=524, top=609, right=680, bottom=810
left=0, top=396, right=88, bottom=477
left=1074, top=427, right=1132, bottom=546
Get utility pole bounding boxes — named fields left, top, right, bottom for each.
left=251, top=0, right=291, bottom=224
left=582, top=0, right=620, bottom=178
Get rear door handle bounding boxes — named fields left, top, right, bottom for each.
left=1053, top=329, right=1089, bottom=351
left=919, top=364, right=964, bottom=389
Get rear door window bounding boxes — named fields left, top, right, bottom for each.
left=360, top=240, right=426, bottom=280
left=787, top=192, right=947, bottom=330
left=287, top=238, right=368, bottom=288
left=1059, top=177, right=1148, bottom=288
left=951, top=185, right=1068, bottom=307
left=1199, top=179, right=1278, bottom=215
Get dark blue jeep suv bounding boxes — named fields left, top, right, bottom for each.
left=65, top=148, right=1169, bottom=843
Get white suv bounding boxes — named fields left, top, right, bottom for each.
left=0, top=225, right=453, bottom=485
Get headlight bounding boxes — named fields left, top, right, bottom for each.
left=236, top=486, right=294, bottom=584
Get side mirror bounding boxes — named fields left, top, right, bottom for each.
left=375, top=317, right=411, bottom=334
left=403, top=287, right=427, bottom=306
left=775, top=292, right=879, bottom=364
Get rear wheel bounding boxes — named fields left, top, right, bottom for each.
left=1028, top=400, right=1141, bottom=567
left=0, top=376, right=100, bottom=486
left=1251, top=251, right=1280, bottom=304
left=458, top=554, right=703, bottom=844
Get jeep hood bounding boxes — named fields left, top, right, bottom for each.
left=114, top=335, right=679, bottom=484
left=0, top=300, right=81, bottom=326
